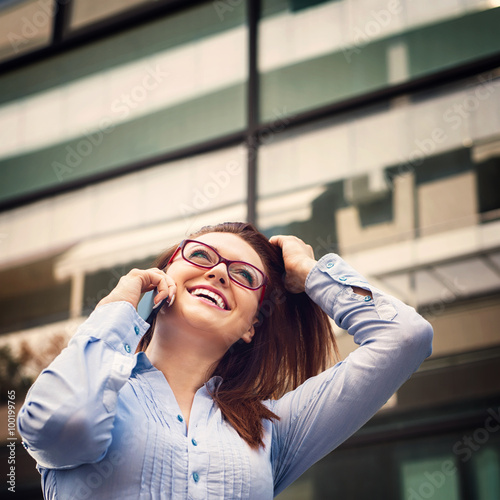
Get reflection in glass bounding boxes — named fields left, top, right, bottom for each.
left=259, top=0, right=500, bottom=121
left=0, top=0, right=54, bottom=63
left=70, top=0, right=151, bottom=30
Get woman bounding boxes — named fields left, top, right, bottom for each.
left=18, top=222, right=433, bottom=499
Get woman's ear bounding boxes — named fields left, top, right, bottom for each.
left=241, top=317, right=259, bottom=344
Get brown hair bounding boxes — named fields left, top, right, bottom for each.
left=137, top=222, right=338, bottom=448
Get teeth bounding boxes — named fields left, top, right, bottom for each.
left=190, top=288, right=226, bottom=310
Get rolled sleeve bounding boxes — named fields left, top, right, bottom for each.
left=272, top=254, right=433, bottom=495
left=17, top=302, right=149, bottom=469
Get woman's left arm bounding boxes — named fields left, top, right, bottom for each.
left=269, top=237, right=433, bottom=495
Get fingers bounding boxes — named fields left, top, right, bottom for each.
left=269, top=235, right=315, bottom=261
left=137, top=268, right=177, bottom=305
left=153, top=272, right=177, bottom=306
left=97, top=268, right=177, bottom=310
left=269, top=234, right=299, bottom=248
left=269, top=235, right=316, bottom=293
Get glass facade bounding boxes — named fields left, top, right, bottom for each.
left=279, top=426, right=500, bottom=499
left=0, top=143, right=247, bottom=331
left=69, top=0, right=152, bottom=30
left=0, top=1, right=247, bottom=205
left=257, top=70, right=500, bottom=256
left=0, top=1, right=499, bottom=498
left=259, top=0, right=500, bottom=121
left=0, top=0, right=55, bottom=63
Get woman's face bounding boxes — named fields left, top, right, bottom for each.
left=159, top=232, right=266, bottom=350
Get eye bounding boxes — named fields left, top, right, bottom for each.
left=188, top=249, right=217, bottom=267
left=189, top=249, right=211, bottom=260
left=232, top=266, right=257, bottom=287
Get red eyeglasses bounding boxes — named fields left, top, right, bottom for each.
left=168, top=239, right=268, bottom=303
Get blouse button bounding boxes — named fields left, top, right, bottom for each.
left=177, top=414, right=184, bottom=422
left=339, top=276, right=347, bottom=281
left=326, top=262, right=334, bottom=268
left=191, top=438, right=198, bottom=446
left=192, top=472, right=200, bottom=483
left=134, top=325, right=140, bottom=335
left=124, top=343, right=131, bottom=353
left=364, top=295, right=372, bottom=302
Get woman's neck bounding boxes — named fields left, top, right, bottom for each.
left=144, top=324, right=224, bottom=425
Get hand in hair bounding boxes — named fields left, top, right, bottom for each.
left=269, top=235, right=317, bottom=293
left=96, top=267, right=177, bottom=309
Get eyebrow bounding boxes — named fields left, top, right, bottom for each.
left=200, top=241, right=262, bottom=268
left=196, top=241, right=221, bottom=254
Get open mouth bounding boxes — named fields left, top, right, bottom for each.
left=189, top=287, right=229, bottom=310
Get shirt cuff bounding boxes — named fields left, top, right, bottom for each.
left=73, top=301, right=150, bottom=356
left=305, top=254, right=397, bottom=323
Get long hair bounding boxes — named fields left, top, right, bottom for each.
left=137, top=222, right=338, bottom=448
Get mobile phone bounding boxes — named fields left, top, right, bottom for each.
left=137, top=289, right=168, bottom=324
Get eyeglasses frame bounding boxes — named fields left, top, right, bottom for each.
left=167, top=239, right=268, bottom=305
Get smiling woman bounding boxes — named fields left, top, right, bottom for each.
left=17, top=221, right=433, bottom=499
left=136, top=224, right=335, bottom=446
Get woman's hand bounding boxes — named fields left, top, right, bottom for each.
left=96, top=268, right=177, bottom=309
left=269, top=235, right=317, bottom=293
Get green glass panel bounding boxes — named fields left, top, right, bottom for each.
left=0, top=1, right=246, bottom=105
left=261, top=0, right=288, bottom=18
left=401, top=456, right=461, bottom=500
left=408, top=8, right=500, bottom=77
left=0, top=83, right=246, bottom=204
left=260, top=6, right=500, bottom=122
left=260, top=42, right=387, bottom=122
left=473, top=448, right=500, bottom=500
left=290, top=0, right=331, bottom=12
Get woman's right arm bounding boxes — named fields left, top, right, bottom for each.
left=17, top=268, right=175, bottom=470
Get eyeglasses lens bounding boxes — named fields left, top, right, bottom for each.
left=182, top=241, right=263, bottom=289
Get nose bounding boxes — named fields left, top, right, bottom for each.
left=205, top=262, right=229, bottom=285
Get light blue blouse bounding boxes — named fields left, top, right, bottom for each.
left=18, top=254, right=433, bottom=499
